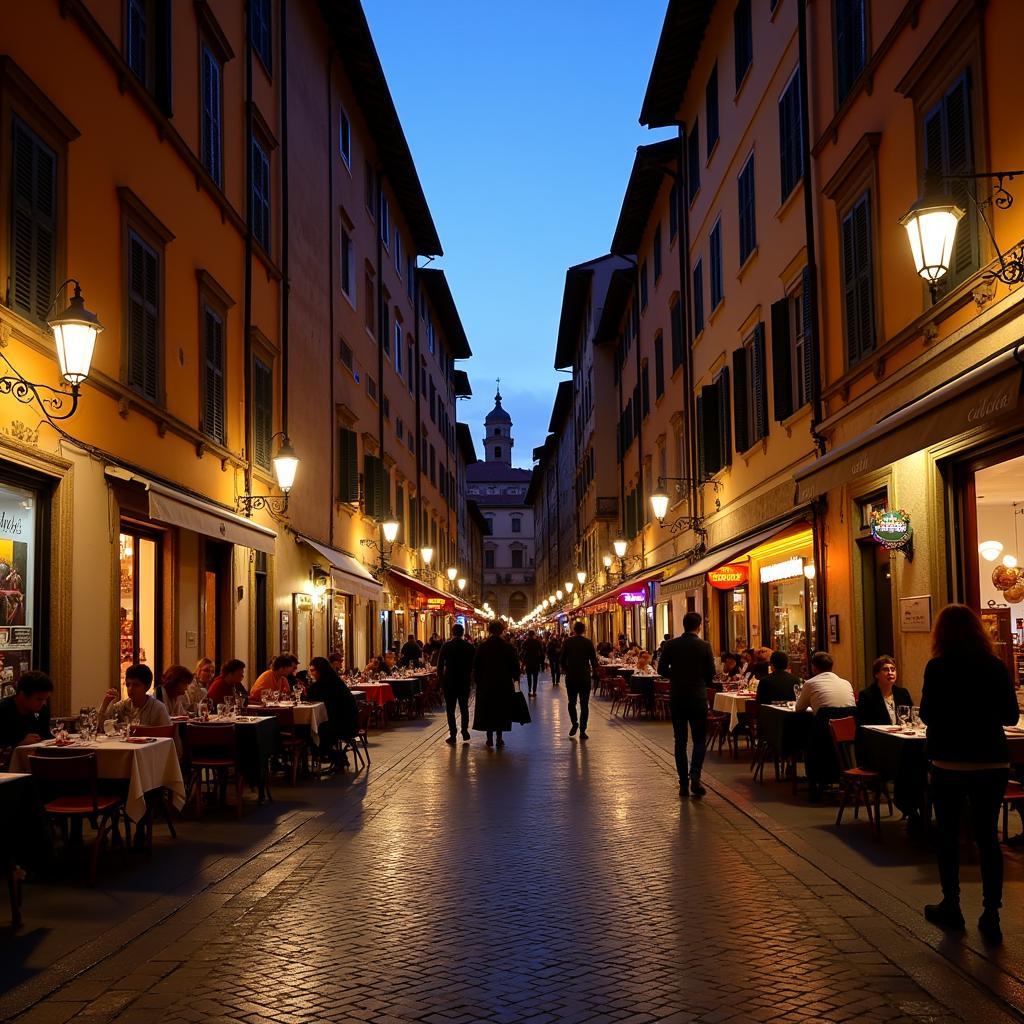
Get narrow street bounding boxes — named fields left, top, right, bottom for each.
left=7, top=678, right=1015, bottom=1024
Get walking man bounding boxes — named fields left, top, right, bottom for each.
left=560, top=620, right=598, bottom=740
left=659, top=611, right=715, bottom=798
left=520, top=629, right=544, bottom=696
left=437, top=623, right=474, bottom=744
left=546, top=633, right=563, bottom=687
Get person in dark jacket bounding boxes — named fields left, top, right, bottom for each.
left=856, top=655, right=913, bottom=726
left=0, top=670, right=53, bottom=748
left=560, top=621, right=598, bottom=740
left=920, top=604, right=1019, bottom=942
left=520, top=630, right=545, bottom=696
left=658, top=612, right=716, bottom=797
left=756, top=651, right=802, bottom=705
left=399, top=635, right=423, bottom=668
left=308, top=657, right=358, bottom=767
left=472, top=620, right=520, bottom=748
left=546, top=635, right=563, bottom=686
left=437, top=623, right=474, bottom=744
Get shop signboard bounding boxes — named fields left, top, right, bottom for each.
left=618, top=588, right=647, bottom=606
left=899, top=596, right=932, bottom=632
left=707, top=564, right=749, bottom=590
left=424, top=596, right=451, bottom=612
left=870, top=508, right=913, bottom=551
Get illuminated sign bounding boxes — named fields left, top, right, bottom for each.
left=759, top=557, right=804, bottom=584
left=870, top=508, right=913, bottom=551
left=424, top=596, right=451, bottom=611
left=618, top=589, right=647, bottom=606
left=707, top=564, right=749, bottom=590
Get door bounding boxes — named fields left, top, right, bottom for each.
left=858, top=539, right=894, bottom=683
left=202, top=541, right=231, bottom=668
left=119, top=525, right=162, bottom=679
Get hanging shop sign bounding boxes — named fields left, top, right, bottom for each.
left=424, top=596, right=451, bottom=611
left=707, top=564, right=749, bottom=590
left=870, top=508, right=913, bottom=551
left=618, top=588, right=647, bottom=606
left=759, top=557, right=804, bottom=584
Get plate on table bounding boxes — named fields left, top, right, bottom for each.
left=126, top=736, right=158, bottom=744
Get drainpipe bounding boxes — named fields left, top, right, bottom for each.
left=243, top=5, right=254, bottom=506
left=677, top=123, right=699, bottom=527
left=326, top=48, right=336, bottom=546
left=279, top=0, right=290, bottom=441
left=413, top=262, right=422, bottom=556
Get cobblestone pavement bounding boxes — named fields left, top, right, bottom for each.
left=10, top=678, right=1020, bottom=1024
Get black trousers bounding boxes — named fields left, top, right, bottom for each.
left=524, top=668, right=540, bottom=694
left=565, top=678, right=591, bottom=729
left=670, top=697, right=708, bottom=783
left=444, top=683, right=470, bottom=736
left=931, top=765, right=1008, bottom=910
left=551, top=663, right=561, bottom=686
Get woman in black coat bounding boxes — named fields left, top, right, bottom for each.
left=472, top=620, right=519, bottom=748
left=308, top=657, right=358, bottom=766
left=919, top=605, right=1019, bottom=942
left=856, top=655, right=913, bottom=725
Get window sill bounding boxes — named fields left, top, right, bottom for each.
left=775, top=180, right=804, bottom=222
left=706, top=298, right=725, bottom=328
left=734, top=64, right=753, bottom=103
left=706, top=137, right=719, bottom=168
left=736, top=246, right=759, bottom=282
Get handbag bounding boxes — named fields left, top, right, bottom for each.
left=508, top=689, right=532, bottom=726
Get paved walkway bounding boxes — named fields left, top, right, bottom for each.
left=7, top=678, right=1020, bottom=1024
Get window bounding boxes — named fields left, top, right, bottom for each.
left=9, top=118, right=56, bottom=324
left=642, top=365, right=650, bottom=417
left=200, top=304, right=225, bottom=444
left=406, top=339, right=414, bottom=392
left=779, top=68, right=804, bottom=201
left=394, top=230, right=403, bottom=276
left=734, top=0, right=753, bottom=91
left=706, top=63, right=719, bottom=156
left=126, top=229, right=161, bottom=402
left=923, top=73, right=977, bottom=294
left=841, top=191, right=875, bottom=366
left=653, top=224, right=663, bottom=282
left=340, top=338, right=353, bottom=372
left=639, top=261, right=648, bottom=310
left=485, top=549, right=495, bottom=569
left=738, top=155, right=756, bottom=264
left=406, top=255, right=415, bottom=300
left=835, top=0, right=867, bottom=103
left=250, top=0, right=271, bottom=71
left=429, top=444, right=436, bottom=486
left=250, top=138, right=270, bottom=251
left=511, top=549, right=523, bottom=569
left=340, top=226, right=354, bottom=301
left=687, top=123, right=700, bottom=204
left=200, top=44, right=222, bottom=186
left=494, top=446, right=502, bottom=460
left=252, top=355, right=273, bottom=470
left=381, top=298, right=390, bottom=354
left=511, top=517, right=522, bottom=534
left=380, top=193, right=390, bottom=249
left=364, top=270, right=375, bottom=333
left=395, top=417, right=403, bottom=442
left=125, top=0, right=172, bottom=114
left=338, top=107, right=351, bottom=168
left=366, top=374, right=377, bottom=403
left=669, top=182, right=679, bottom=240
left=697, top=372, right=731, bottom=477
left=732, top=324, right=767, bottom=453
left=119, top=527, right=160, bottom=677
left=770, top=267, right=813, bottom=421
left=693, top=259, right=705, bottom=335
left=709, top=219, right=724, bottom=308
left=362, top=454, right=385, bottom=519
left=654, top=331, right=665, bottom=398
left=365, top=160, right=375, bottom=217
left=394, top=320, right=402, bottom=374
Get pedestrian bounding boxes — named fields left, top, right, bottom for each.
left=520, top=629, right=544, bottom=697
left=658, top=611, right=715, bottom=797
left=795, top=651, right=856, bottom=800
left=560, top=621, right=598, bottom=740
left=471, top=620, right=520, bottom=748
left=547, top=633, right=563, bottom=687
left=437, top=622, right=474, bottom=744
left=920, top=604, right=1018, bottom=942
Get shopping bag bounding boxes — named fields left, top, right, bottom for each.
left=508, top=689, right=532, bottom=725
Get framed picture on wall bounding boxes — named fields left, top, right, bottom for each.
left=828, top=614, right=840, bottom=644
left=279, top=610, right=291, bottom=653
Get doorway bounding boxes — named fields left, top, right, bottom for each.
left=202, top=540, right=231, bottom=667
left=858, top=539, right=894, bottom=683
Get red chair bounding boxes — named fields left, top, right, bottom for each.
left=184, top=724, right=244, bottom=817
left=828, top=717, right=892, bottom=837
left=1001, top=780, right=1024, bottom=841
left=131, top=725, right=179, bottom=840
left=28, top=753, right=122, bottom=884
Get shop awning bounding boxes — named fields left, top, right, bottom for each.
left=661, top=519, right=812, bottom=594
left=105, top=467, right=276, bottom=554
left=388, top=567, right=458, bottom=612
left=580, top=574, right=660, bottom=614
left=794, top=344, right=1024, bottom=503
left=296, top=535, right=382, bottom=601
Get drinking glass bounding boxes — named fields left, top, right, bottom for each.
left=217, top=703, right=227, bottom=718
left=103, top=719, right=116, bottom=738
left=793, top=682, right=803, bottom=701
left=910, top=706, right=922, bottom=729
left=896, top=705, right=911, bottom=731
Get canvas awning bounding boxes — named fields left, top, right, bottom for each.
left=794, top=344, right=1024, bottom=503
left=296, top=535, right=381, bottom=602
left=388, top=567, right=458, bottom=611
left=105, top=467, right=276, bottom=554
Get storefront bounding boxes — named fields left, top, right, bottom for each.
left=387, top=567, right=462, bottom=647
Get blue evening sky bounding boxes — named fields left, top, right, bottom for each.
left=362, top=1, right=674, bottom=467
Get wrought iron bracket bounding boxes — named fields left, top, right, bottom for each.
left=235, top=492, right=289, bottom=522
left=0, top=349, right=81, bottom=427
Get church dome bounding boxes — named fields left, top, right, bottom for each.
left=484, top=389, right=512, bottom=424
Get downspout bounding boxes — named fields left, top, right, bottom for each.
left=326, top=48, right=336, bottom=547
left=279, top=0, right=289, bottom=442
left=413, top=262, right=422, bottom=558
left=677, top=124, right=699, bottom=532
left=631, top=260, right=645, bottom=572
left=798, top=0, right=829, bottom=648
left=243, top=5, right=254, bottom=506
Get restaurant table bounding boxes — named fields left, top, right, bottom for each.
left=202, top=715, right=278, bottom=800
left=757, top=703, right=813, bottom=785
left=713, top=691, right=758, bottom=732
left=350, top=683, right=395, bottom=708
left=11, top=737, right=185, bottom=824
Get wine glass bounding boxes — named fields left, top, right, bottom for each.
left=103, top=718, right=116, bottom=739
left=896, top=705, right=911, bottom=731
left=793, top=681, right=803, bottom=704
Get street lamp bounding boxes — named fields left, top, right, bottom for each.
left=238, top=432, right=301, bottom=519
left=650, top=488, right=670, bottom=523
left=382, top=517, right=400, bottom=544
left=457, top=577, right=466, bottom=592
left=555, top=590, right=562, bottom=601
left=803, top=563, right=816, bottom=580
left=900, top=187, right=965, bottom=290
left=612, top=537, right=628, bottom=559
left=420, top=547, right=434, bottom=566
left=565, top=581, right=574, bottom=595
left=602, top=554, right=612, bottom=569
left=446, top=566, right=458, bottom=582
left=576, top=569, right=587, bottom=586
left=360, top=516, right=400, bottom=578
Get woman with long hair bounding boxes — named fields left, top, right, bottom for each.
left=920, top=604, right=1018, bottom=941
left=307, top=656, right=358, bottom=768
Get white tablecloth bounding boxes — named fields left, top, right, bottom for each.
left=11, top=737, right=185, bottom=823
left=292, top=702, right=328, bottom=744
left=713, top=691, right=758, bottom=732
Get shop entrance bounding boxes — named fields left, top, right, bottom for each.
left=202, top=540, right=231, bottom=668
left=857, top=539, right=894, bottom=683
left=718, top=586, right=749, bottom=655
left=119, top=524, right=162, bottom=678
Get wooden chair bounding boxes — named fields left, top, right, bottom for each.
left=338, top=705, right=372, bottom=770
left=828, top=717, right=892, bottom=837
left=184, top=724, right=244, bottom=817
left=728, top=700, right=758, bottom=759
left=130, top=725, right=179, bottom=840
left=28, top=753, right=122, bottom=885
left=1001, top=780, right=1024, bottom=842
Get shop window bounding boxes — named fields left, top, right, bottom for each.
left=203, top=541, right=230, bottom=667
left=254, top=549, right=268, bottom=673
left=119, top=527, right=160, bottom=677
left=0, top=481, right=40, bottom=687
left=760, top=557, right=813, bottom=677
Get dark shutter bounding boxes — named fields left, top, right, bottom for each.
left=201, top=45, right=221, bottom=184
left=751, top=322, right=768, bottom=440
left=841, top=193, right=874, bottom=366
left=201, top=307, right=225, bottom=444
left=698, top=384, right=722, bottom=476
left=801, top=265, right=815, bottom=408
left=363, top=455, right=385, bottom=520
left=706, top=63, right=719, bottom=156
left=10, top=118, right=57, bottom=323
left=734, top=0, right=752, bottom=90
left=338, top=427, right=358, bottom=502
left=738, top=157, right=756, bottom=264
left=654, top=332, right=665, bottom=397
left=251, top=139, right=270, bottom=251
left=127, top=230, right=160, bottom=402
left=696, top=394, right=706, bottom=480
left=252, top=356, right=273, bottom=470
left=409, top=496, right=419, bottom=547
left=153, top=0, right=173, bottom=115
left=687, top=123, right=700, bottom=204
left=693, top=260, right=705, bottom=335
left=836, top=0, right=866, bottom=102
left=716, top=367, right=731, bottom=468
left=625, top=488, right=636, bottom=538
left=732, top=348, right=750, bottom=454
left=670, top=299, right=683, bottom=371
left=642, top=367, right=650, bottom=418
left=126, top=0, right=146, bottom=82
left=771, top=297, right=793, bottom=421
left=710, top=222, right=723, bottom=307
left=779, top=68, right=803, bottom=201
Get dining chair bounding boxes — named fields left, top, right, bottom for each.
left=1001, top=780, right=1024, bottom=842
left=828, top=716, right=892, bottom=837
left=183, top=724, right=244, bottom=817
left=28, top=752, right=122, bottom=885
left=130, top=725, right=179, bottom=840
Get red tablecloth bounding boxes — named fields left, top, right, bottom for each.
left=357, top=682, right=396, bottom=707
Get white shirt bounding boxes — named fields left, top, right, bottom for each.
left=795, top=671, right=856, bottom=714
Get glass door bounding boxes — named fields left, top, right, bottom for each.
left=119, top=526, right=161, bottom=679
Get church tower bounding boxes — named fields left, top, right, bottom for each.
left=483, top=384, right=513, bottom=466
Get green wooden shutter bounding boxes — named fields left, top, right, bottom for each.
left=10, top=118, right=56, bottom=323
left=770, top=297, right=793, bottom=421
left=732, top=348, right=749, bottom=454
left=751, top=322, right=768, bottom=440
left=363, top=455, right=385, bottom=520
left=252, top=357, right=273, bottom=470
left=338, top=427, right=358, bottom=502
left=127, top=230, right=160, bottom=401
left=654, top=332, right=665, bottom=397
left=716, top=368, right=731, bottom=469
left=800, top=265, right=815, bottom=407
left=670, top=299, right=683, bottom=371
left=202, top=306, right=225, bottom=445
left=699, top=383, right=721, bottom=476
left=842, top=194, right=874, bottom=366
left=696, top=393, right=706, bottom=480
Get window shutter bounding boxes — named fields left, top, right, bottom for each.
left=801, top=266, right=815, bottom=408
left=699, top=382, right=722, bottom=476
left=842, top=195, right=874, bottom=366
left=696, top=394, right=706, bottom=480
left=338, top=427, right=358, bottom=502
left=779, top=70, right=803, bottom=201
left=705, top=64, right=719, bottom=157
left=670, top=299, right=683, bottom=371
left=363, top=455, right=385, bottom=520
left=687, top=123, right=700, bottom=203
left=625, top=488, right=635, bottom=538
left=654, top=333, right=665, bottom=397
left=632, top=385, right=641, bottom=435
left=11, top=119, right=57, bottom=323
left=770, top=298, right=793, bottom=421
left=944, top=74, right=977, bottom=282
left=127, top=231, right=160, bottom=402
left=201, top=47, right=221, bottom=183
left=642, top=366, right=650, bottom=418
left=201, top=307, right=225, bottom=445
left=732, top=347, right=750, bottom=454
left=751, top=323, right=768, bottom=440
left=716, top=368, right=731, bottom=468
left=409, top=496, right=419, bottom=547
left=252, top=357, right=273, bottom=470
